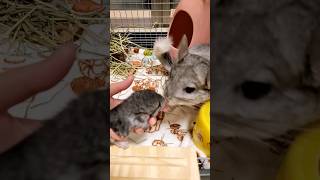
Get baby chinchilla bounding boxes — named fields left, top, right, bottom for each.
left=110, top=90, right=165, bottom=148
left=153, top=35, right=210, bottom=108
left=0, top=90, right=108, bottom=180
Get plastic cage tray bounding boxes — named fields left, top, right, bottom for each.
left=198, top=157, right=210, bottom=177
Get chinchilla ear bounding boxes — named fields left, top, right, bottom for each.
left=177, top=34, right=189, bottom=62
left=304, top=24, right=320, bottom=88
left=206, top=70, right=210, bottom=90
left=193, top=60, right=210, bottom=89
left=153, top=37, right=174, bottom=72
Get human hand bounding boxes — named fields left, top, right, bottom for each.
left=109, top=75, right=158, bottom=141
left=0, top=43, right=77, bottom=154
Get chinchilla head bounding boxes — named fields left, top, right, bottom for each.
left=153, top=35, right=210, bottom=107
left=213, top=4, right=320, bottom=143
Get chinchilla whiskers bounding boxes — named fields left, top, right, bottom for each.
left=163, top=80, right=169, bottom=91
left=232, top=119, right=304, bottom=149
left=259, top=140, right=288, bottom=154
left=164, top=111, right=181, bottom=116
left=260, top=129, right=302, bottom=154
left=160, top=76, right=168, bottom=88
left=218, top=117, right=293, bottom=143
left=173, top=105, right=186, bottom=111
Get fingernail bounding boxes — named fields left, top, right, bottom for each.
left=149, top=118, right=157, bottom=125
left=128, top=74, right=134, bottom=80
left=135, top=129, right=143, bottom=134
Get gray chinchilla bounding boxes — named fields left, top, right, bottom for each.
left=213, top=1, right=320, bottom=180
left=0, top=90, right=108, bottom=180
left=110, top=90, right=165, bottom=149
left=153, top=35, right=210, bottom=107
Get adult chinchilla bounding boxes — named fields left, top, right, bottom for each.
left=153, top=35, right=210, bottom=108
left=212, top=1, right=320, bottom=180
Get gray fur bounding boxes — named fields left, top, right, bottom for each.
left=110, top=90, right=165, bottom=148
left=0, top=90, right=108, bottom=180
left=213, top=1, right=320, bottom=179
left=154, top=35, right=210, bottom=107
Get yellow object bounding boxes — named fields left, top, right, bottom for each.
left=110, top=146, right=200, bottom=180
left=192, top=101, right=210, bottom=157
left=276, top=123, right=320, bottom=180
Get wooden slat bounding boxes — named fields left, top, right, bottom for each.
left=110, top=146, right=200, bottom=180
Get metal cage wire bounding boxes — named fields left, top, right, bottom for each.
left=110, top=0, right=179, bottom=48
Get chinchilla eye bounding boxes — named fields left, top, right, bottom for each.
left=184, top=87, right=196, bottom=93
left=241, top=81, right=272, bottom=100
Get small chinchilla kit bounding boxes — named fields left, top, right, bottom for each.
left=0, top=90, right=108, bottom=180
left=212, top=0, right=320, bottom=180
left=110, top=89, right=166, bottom=149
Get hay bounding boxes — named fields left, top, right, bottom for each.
left=0, top=0, right=106, bottom=51
left=110, top=30, right=144, bottom=78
